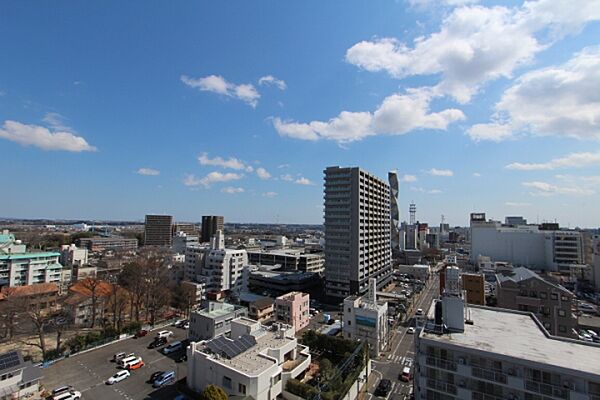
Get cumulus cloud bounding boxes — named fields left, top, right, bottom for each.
left=256, top=167, right=272, bottom=180
left=272, top=88, right=464, bottom=143
left=183, top=172, right=243, bottom=188
left=136, top=168, right=160, bottom=176
left=262, top=191, right=278, bottom=198
left=295, top=177, right=314, bottom=185
left=181, top=74, right=260, bottom=107
left=428, top=168, right=454, bottom=177
left=258, top=75, right=287, bottom=90
left=401, top=174, right=418, bottom=182
left=522, top=181, right=594, bottom=196
left=221, top=187, right=244, bottom=194
left=471, top=47, right=600, bottom=141
left=0, top=120, right=96, bottom=152
left=198, top=153, right=254, bottom=172
left=506, top=151, right=600, bottom=171
left=346, top=1, right=600, bottom=103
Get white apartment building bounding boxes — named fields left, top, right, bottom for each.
left=172, top=231, right=200, bottom=254
left=324, top=166, right=393, bottom=298
left=201, top=231, right=249, bottom=294
left=416, top=304, right=600, bottom=400
left=343, top=279, right=388, bottom=357
left=0, top=231, right=63, bottom=287
left=59, top=244, right=88, bottom=267
left=470, top=216, right=583, bottom=271
left=187, top=318, right=311, bottom=400
left=184, top=243, right=208, bottom=281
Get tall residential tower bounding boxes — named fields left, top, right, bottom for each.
left=201, top=215, right=224, bottom=243
left=324, top=166, right=393, bottom=298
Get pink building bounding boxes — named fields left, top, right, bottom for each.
left=275, top=291, right=310, bottom=332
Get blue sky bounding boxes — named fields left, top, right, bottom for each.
left=1, top=1, right=600, bottom=227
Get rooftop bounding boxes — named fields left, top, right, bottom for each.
left=199, top=328, right=296, bottom=375
left=0, top=252, right=60, bottom=260
left=421, top=305, right=600, bottom=378
left=197, top=302, right=241, bottom=318
left=497, top=267, right=571, bottom=294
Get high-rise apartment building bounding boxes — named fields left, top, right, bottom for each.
left=201, top=215, right=224, bottom=243
left=324, top=166, right=392, bottom=298
left=144, top=214, right=173, bottom=246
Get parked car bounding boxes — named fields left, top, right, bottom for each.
left=127, top=358, right=145, bottom=370
left=400, top=366, right=412, bottom=382
left=407, top=327, right=416, bottom=334
left=135, top=329, right=148, bottom=338
left=113, top=352, right=134, bottom=362
left=156, top=330, right=173, bottom=339
left=148, top=337, right=168, bottom=349
left=51, top=386, right=73, bottom=396
left=182, top=321, right=190, bottom=329
left=148, top=371, right=165, bottom=384
left=163, top=341, right=183, bottom=355
left=375, top=379, right=392, bottom=396
left=416, top=308, right=423, bottom=316
left=53, top=390, right=82, bottom=400
left=153, top=371, right=176, bottom=388
left=117, top=355, right=139, bottom=368
left=172, top=319, right=186, bottom=327
left=107, top=370, right=130, bottom=385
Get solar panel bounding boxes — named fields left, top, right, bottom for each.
left=206, top=335, right=257, bottom=359
left=0, top=351, right=21, bottom=371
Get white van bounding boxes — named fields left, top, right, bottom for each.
left=156, top=330, right=173, bottom=339
left=162, top=341, right=182, bottom=354
left=53, top=391, right=82, bottom=400
left=118, top=355, right=138, bottom=368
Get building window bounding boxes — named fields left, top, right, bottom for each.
left=239, top=383, right=246, bottom=394
left=222, top=376, right=232, bottom=389
left=551, top=293, right=558, bottom=300
left=540, top=292, right=547, bottom=299
left=558, top=310, right=566, bottom=317
left=348, top=320, right=351, bottom=326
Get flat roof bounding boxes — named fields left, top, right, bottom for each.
left=421, top=306, right=600, bottom=377
left=0, top=252, right=60, bottom=260
left=200, top=329, right=295, bottom=375
left=197, top=303, right=240, bottom=318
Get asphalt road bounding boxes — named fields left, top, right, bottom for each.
left=367, top=273, right=440, bottom=400
left=42, top=326, right=189, bottom=400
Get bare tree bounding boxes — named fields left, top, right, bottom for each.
left=21, top=302, right=52, bottom=359
left=108, top=283, right=129, bottom=331
left=118, top=262, right=145, bottom=322
left=141, top=253, right=171, bottom=325
left=0, top=288, right=28, bottom=341
left=78, top=277, right=104, bottom=328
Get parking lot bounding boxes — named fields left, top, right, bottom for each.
left=42, top=326, right=188, bottom=400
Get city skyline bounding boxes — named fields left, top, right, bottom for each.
left=2, top=1, right=600, bottom=227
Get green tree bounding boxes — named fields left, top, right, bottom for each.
left=200, top=385, right=228, bottom=400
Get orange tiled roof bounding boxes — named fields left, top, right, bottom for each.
left=68, top=279, right=113, bottom=298
left=0, top=282, right=59, bottom=298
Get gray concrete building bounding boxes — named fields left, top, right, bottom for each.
left=247, top=249, right=324, bottom=272
left=324, top=166, right=393, bottom=298
left=188, top=302, right=247, bottom=341
left=496, top=267, right=577, bottom=338
left=144, top=214, right=173, bottom=246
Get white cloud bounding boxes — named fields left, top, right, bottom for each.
left=428, top=189, right=443, bottom=194
left=428, top=168, right=454, bottom=177
left=505, top=201, right=531, bottom=207
left=42, top=112, right=72, bottom=132
left=0, top=120, right=96, bottom=152
left=346, top=1, right=600, bottom=103
left=221, top=186, right=245, bottom=194
left=181, top=74, right=260, bottom=107
left=522, top=180, right=594, bottom=196
left=408, top=0, right=479, bottom=7
left=136, top=168, right=160, bottom=176
left=258, top=75, right=287, bottom=90
left=467, top=122, right=514, bottom=142
left=277, top=164, right=290, bottom=169
left=183, top=171, right=243, bottom=188
left=472, top=46, right=600, bottom=141
left=273, top=88, right=464, bottom=143
left=473, top=172, right=482, bottom=177
left=256, top=167, right=272, bottom=180
left=280, top=174, right=294, bottom=181
left=262, top=191, right=278, bottom=198
left=410, top=186, right=443, bottom=194
left=400, top=174, right=418, bottom=182
left=506, top=151, right=600, bottom=171
left=295, top=177, right=314, bottom=186
left=197, top=153, right=254, bottom=172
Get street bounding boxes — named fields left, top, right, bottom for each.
left=41, top=326, right=188, bottom=400
left=366, top=272, right=440, bottom=399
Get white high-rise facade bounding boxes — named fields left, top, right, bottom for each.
left=324, top=166, right=392, bottom=298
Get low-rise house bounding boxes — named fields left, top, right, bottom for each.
left=187, top=318, right=311, bottom=400
left=64, top=279, right=113, bottom=326
left=0, top=350, right=42, bottom=398
left=248, top=297, right=274, bottom=323
left=0, top=282, right=60, bottom=315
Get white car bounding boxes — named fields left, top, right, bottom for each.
left=53, top=391, right=82, bottom=400
left=407, top=327, right=416, bottom=334
left=107, top=370, right=130, bottom=385
left=156, top=330, right=174, bottom=339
